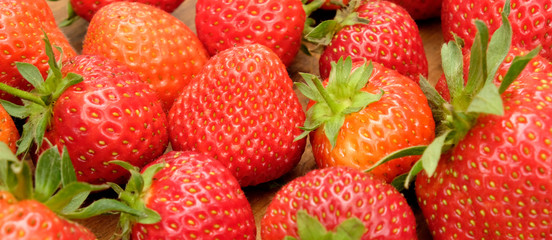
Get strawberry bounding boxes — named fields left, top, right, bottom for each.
left=112, top=151, right=256, bottom=240
left=385, top=0, right=442, bottom=20
left=195, top=0, right=310, bottom=66
left=0, top=104, right=19, bottom=153
left=82, top=1, right=209, bottom=112
left=307, top=0, right=428, bottom=82
left=0, top=143, right=138, bottom=240
left=442, top=0, right=552, bottom=60
left=261, top=166, right=418, bottom=239
left=390, top=4, right=552, bottom=238
left=0, top=0, right=76, bottom=105
left=168, top=44, right=306, bottom=187
left=0, top=35, right=168, bottom=184
left=296, top=57, right=434, bottom=183
left=65, top=0, right=186, bottom=24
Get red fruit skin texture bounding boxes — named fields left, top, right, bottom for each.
left=195, top=0, right=306, bottom=66
left=417, top=50, right=552, bottom=239
left=0, top=0, right=76, bottom=105
left=261, top=167, right=418, bottom=240
left=311, top=62, right=435, bottom=183
left=0, top=104, right=19, bottom=153
left=168, top=44, right=306, bottom=187
left=0, top=191, right=96, bottom=240
left=45, top=55, right=168, bottom=184
left=385, top=0, right=442, bottom=20
left=82, top=2, right=209, bottom=112
left=132, top=151, right=256, bottom=240
left=69, top=0, right=186, bottom=22
left=442, top=0, right=552, bottom=60
left=319, top=1, right=428, bottom=82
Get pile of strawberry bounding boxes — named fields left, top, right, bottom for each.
left=0, top=0, right=551, bottom=239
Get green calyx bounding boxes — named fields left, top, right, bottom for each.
left=109, top=161, right=163, bottom=240
left=284, top=210, right=366, bottom=240
left=0, top=142, right=139, bottom=220
left=295, top=57, right=383, bottom=148
left=366, top=0, right=540, bottom=191
left=0, top=32, right=83, bottom=157
left=303, top=0, right=369, bottom=53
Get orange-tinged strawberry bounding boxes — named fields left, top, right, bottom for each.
left=68, top=0, right=186, bottom=23
left=0, top=104, right=18, bottom=153
left=82, top=2, right=209, bottom=111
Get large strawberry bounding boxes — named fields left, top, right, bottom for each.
left=395, top=4, right=552, bottom=238
left=82, top=2, right=209, bottom=112
left=0, top=143, right=139, bottom=240
left=0, top=36, right=168, bottom=184
left=0, top=0, right=76, bottom=105
left=296, top=57, right=434, bottom=183
left=307, top=0, right=428, bottom=82
left=195, top=0, right=313, bottom=66
left=261, top=166, right=418, bottom=239
left=168, top=44, right=306, bottom=187
left=442, top=0, right=552, bottom=60
left=0, top=104, right=19, bottom=153
left=112, top=151, right=256, bottom=239
left=63, top=0, right=186, bottom=25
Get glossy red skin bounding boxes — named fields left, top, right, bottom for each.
left=319, top=1, right=428, bottom=82
left=70, top=0, right=186, bottom=22
left=384, top=0, right=442, bottom=20
left=45, top=55, right=168, bottom=184
left=442, top=0, right=552, bottom=60
left=82, top=2, right=209, bottom=112
left=261, top=167, right=418, bottom=239
left=0, top=104, right=19, bottom=153
left=195, top=0, right=305, bottom=66
left=0, top=191, right=96, bottom=240
left=417, top=49, right=552, bottom=239
left=311, top=62, right=435, bottom=183
left=168, top=44, right=306, bottom=187
left=133, top=151, right=256, bottom=240
left=0, top=0, right=76, bottom=105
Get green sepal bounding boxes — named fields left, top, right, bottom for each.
left=403, top=159, right=424, bottom=189
left=463, top=20, right=489, bottom=99
left=419, top=76, right=449, bottom=134
left=420, top=130, right=452, bottom=177
left=60, top=2, right=80, bottom=27
left=0, top=143, right=33, bottom=199
left=0, top=100, right=30, bottom=119
left=325, top=115, right=345, bottom=148
left=33, top=147, right=63, bottom=202
left=15, top=62, right=46, bottom=92
left=285, top=210, right=365, bottom=240
left=391, top=173, right=408, bottom=192
left=60, top=146, right=77, bottom=186
left=499, top=46, right=541, bottom=94
left=441, top=40, right=464, bottom=101
left=64, top=198, right=146, bottom=220
left=44, top=181, right=108, bottom=214
left=365, top=145, right=427, bottom=173
left=466, top=82, right=503, bottom=115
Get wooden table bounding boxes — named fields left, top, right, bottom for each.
left=47, top=0, right=444, bottom=239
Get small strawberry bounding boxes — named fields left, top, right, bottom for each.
left=0, top=143, right=139, bottom=240
left=306, top=0, right=428, bottom=82
left=64, top=0, right=186, bottom=25
left=195, top=0, right=314, bottom=66
left=385, top=0, right=442, bottom=20
left=295, top=57, right=434, bottom=183
left=261, top=166, right=418, bottom=239
left=442, top=0, right=552, bottom=60
left=0, top=104, right=19, bottom=153
left=168, top=44, right=306, bottom=187
left=0, top=35, right=168, bottom=184
left=0, top=0, right=76, bottom=105
left=82, top=2, right=209, bottom=112
left=112, top=151, right=256, bottom=240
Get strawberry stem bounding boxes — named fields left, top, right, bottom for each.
left=0, top=83, right=46, bottom=106
left=313, top=76, right=341, bottom=114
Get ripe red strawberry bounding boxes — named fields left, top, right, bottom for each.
left=0, top=0, right=76, bottom=105
left=1, top=37, right=169, bottom=184
left=114, top=151, right=256, bottom=239
left=82, top=2, right=209, bottom=112
left=0, top=143, right=134, bottom=240
left=195, top=0, right=306, bottom=66
left=385, top=0, right=442, bottom=20
left=296, top=58, right=434, bottom=183
left=410, top=7, right=552, bottom=238
left=442, top=0, right=552, bottom=60
left=261, top=167, right=417, bottom=239
left=310, top=0, right=428, bottom=82
left=0, top=104, right=19, bottom=153
left=168, top=44, right=306, bottom=187
left=67, top=0, right=186, bottom=23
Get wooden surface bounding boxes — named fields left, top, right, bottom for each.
left=46, top=0, right=444, bottom=239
